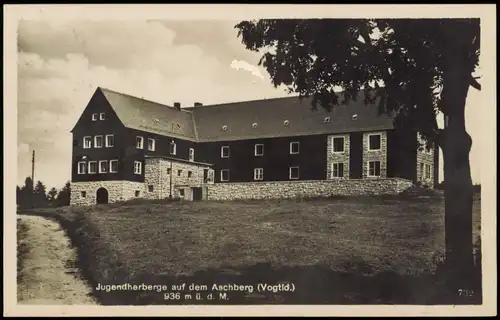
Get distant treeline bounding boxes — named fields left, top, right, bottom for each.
left=435, top=181, right=481, bottom=193
left=16, top=177, right=70, bottom=209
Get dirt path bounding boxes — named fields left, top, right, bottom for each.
left=17, top=215, right=98, bottom=305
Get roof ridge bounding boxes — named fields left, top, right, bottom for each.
left=182, top=89, right=371, bottom=109
left=183, top=95, right=304, bottom=109
left=98, top=86, right=176, bottom=109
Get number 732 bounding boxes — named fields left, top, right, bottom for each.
left=458, top=289, right=475, bottom=297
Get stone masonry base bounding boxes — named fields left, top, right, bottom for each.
left=70, top=178, right=414, bottom=205
left=206, top=178, right=414, bottom=201
left=70, top=180, right=144, bottom=206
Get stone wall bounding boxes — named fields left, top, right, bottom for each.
left=70, top=180, right=144, bottom=206
left=206, top=178, right=413, bottom=201
left=362, top=131, right=388, bottom=178
left=144, top=158, right=212, bottom=200
left=326, top=133, right=350, bottom=179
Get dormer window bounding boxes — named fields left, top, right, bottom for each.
left=222, top=125, right=228, bottom=131
left=324, top=117, right=331, bottom=123
left=100, top=113, right=106, bottom=120
left=284, top=120, right=290, bottom=126
left=252, top=123, right=258, bottom=128
left=92, top=113, right=98, bottom=121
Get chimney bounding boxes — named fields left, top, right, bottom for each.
left=194, top=102, right=203, bottom=107
left=173, top=102, right=181, bottom=111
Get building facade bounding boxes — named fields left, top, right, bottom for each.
left=69, top=87, right=438, bottom=205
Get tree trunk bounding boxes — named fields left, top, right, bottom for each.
left=440, top=61, right=476, bottom=294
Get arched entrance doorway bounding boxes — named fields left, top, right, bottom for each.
left=96, top=187, right=109, bottom=204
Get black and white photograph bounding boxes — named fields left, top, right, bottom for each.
left=4, top=4, right=497, bottom=317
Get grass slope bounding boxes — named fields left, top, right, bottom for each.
left=19, top=193, right=482, bottom=305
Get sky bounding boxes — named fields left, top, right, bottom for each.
left=17, top=19, right=482, bottom=190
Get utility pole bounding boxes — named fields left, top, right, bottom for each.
left=169, top=122, right=175, bottom=199
left=169, top=138, right=174, bottom=199
left=31, top=150, right=35, bottom=192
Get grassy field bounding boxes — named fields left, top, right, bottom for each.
left=19, top=192, right=482, bottom=305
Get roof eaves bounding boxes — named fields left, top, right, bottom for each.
left=196, top=125, right=394, bottom=142
left=144, top=155, right=213, bottom=167
left=128, top=123, right=198, bottom=142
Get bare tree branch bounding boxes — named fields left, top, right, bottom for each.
left=470, top=76, right=481, bottom=91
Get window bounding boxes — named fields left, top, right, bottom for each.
left=425, top=164, right=432, bottom=180
left=77, top=161, right=86, bottom=174
left=252, top=122, right=258, bottom=128
left=169, top=141, right=177, bottom=155
left=98, top=160, right=108, bottom=173
left=188, top=171, right=193, bottom=178
left=136, top=136, right=144, bottom=149
left=254, top=168, right=264, bottom=181
left=134, top=161, right=142, bottom=174
left=284, top=120, right=290, bottom=126
left=105, top=134, right=114, bottom=147
left=289, top=166, right=299, bottom=180
left=221, top=169, right=230, bottom=182
left=324, top=117, right=331, bottom=123
left=99, top=112, right=106, bottom=120
left=148, top=185, right=154, bottom=192
left=368, top=161, right=381, bottom=177
left=177, top=170, right=182, bottom=176
left=92, top=113, right=98, bottom=121
left=189, top=148, right=195, bottom=162
left=135, top=190, right=140, bottom=197
left=167, top=168, right=171, bottom=175
left=254, top=144, right=264, bottom=156
left=221, top=146, right=230, bottom=158
left=83, top=136, right=92, bottom=149
left=332, top=137, right=345, bottom=153
left=221, top=125, right=228, bottom=131
left=109, top=160, right=118, bottom=173
left=420, top=163, right=425, bottom=179
left=81, top=191, right=86, bottom=198
left=88, top=161, right=97, bottom=174
left=368, top=134, right=381, bottom=151
left=179, top=189, right=185, bottom=197
left=148, top=138, right=156, bottom=151
left=352, top=114, right=358, bottom=120
left=290, top=142, right=300, bottom=154
left=94, top=135, right=103, bottom=148
left=331, top=163, right=344, bottom=178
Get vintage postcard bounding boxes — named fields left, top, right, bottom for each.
left=4, top=4, right=497, bottom=317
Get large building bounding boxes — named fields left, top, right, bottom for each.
left=69, top=87, right=438, bottom=205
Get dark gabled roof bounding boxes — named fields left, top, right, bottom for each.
left=98, top=88, right=198, bottom=141
left=84, top=87, right=394, bottom=142
left=186, top=92, right=395, bottom=142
